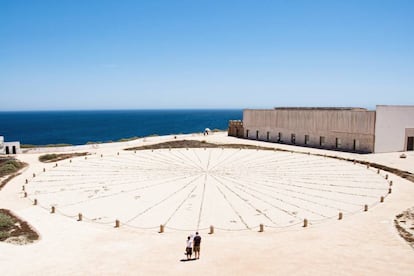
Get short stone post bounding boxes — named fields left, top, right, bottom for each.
left=366, top=164, right=370, bottom=169
left=338, top=212, right=343, bottom=220
left=388, top=188, right=392, bottom=194
left=25, top=179, right=28, bottom=184
left=70, top=159, right=72, bottom=163
left=85, top=156, right=87, bottom=160
left=364, top=205, right=368, bottom=212
left=22, top=185, right=25, bottom=191
left=303, top=219, right=308, bottom=227
left=101, top=154, right=103, bottom=158
left=377, top=169, right=380, bottom=174
left=51, top=206, right=55, bottom=214
left=78, top=213, right=83, bottom=221
left=24, top=192, right=27, bottom=198
left=33, top=173, right=36, bottom=178
left=385, top=174, right=388, bottom=180
left=115, top=219, right=120, bottom=228
left=259, top=224, right=264, bottom=232
left=380, top=196, right=384, bottom=203
left=33, top=199, right=37, bottom=205
left=117, top=152, right=119, bottom=156
left=209, top=225, right=214, bottom=234
left=159, top=224, right=164, bottom=233
left=55, top=163, right=58, bottom=167
left=389, top=180, right=393, bottom=186
left=43, top=168, right=46, bottom=172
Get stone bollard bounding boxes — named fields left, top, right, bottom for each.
left=353, top=160, right=356, bottom=164
left=159, top=224, right=164, bottom=233
left=101, top=154, right=103, bottom=158
left=22, top=185, right=25, bottom=191
left=385, top=174, right=388, bottom=180
left=364, top=205, right=368, bottom=212
left=33, top=199, right=37, bottom=205
left=134, top=150, right=136, bottom=154
left=78, top=213, right=83, bottom=221
left=338, top=212, right=343, bottom=220
left=303, top=219, right=308, bottom=227
left=209, top=225, right=214, bottom=234
left=24, top=192, right=27, bottom=198
left=70, top=159, right=72, bottom=163
left=366, top=164, right=370, bottom=169
left=25, top=179, right=28, bottom=184
left=380, top=196, right=384, bottom=203
left=33, top=173, right=36, bottom=178
left=377, top=169, right=380, bottom=174
left=115, top=220, right=120, bottom=228
left=389, top=180, right=393, bottom=186
left=389, top=188, right=392, bottom=194
left=55, top=163, right=58, bottom=167
left=117, top=152, right=119, bottom=156
left=51, top=206, right=55, bottom=213
left=43, top=168, right=46, bottom=172
left=259, top=224, right=264, bottom=232
left=85, top=156, right=87, bottom=160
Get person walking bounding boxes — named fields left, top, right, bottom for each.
left=185, top=236, right=193, bottom=260
left=193, top=232, right=201, bottom=259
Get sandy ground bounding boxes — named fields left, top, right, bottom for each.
left=1, top=132, right=414, bottom=275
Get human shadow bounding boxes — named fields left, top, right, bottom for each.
left=180, top=258, right=197, bottom=262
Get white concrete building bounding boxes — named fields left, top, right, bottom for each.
left=374, top=105, right=414, bottom=153
left=0, top=136, right=21, bottom=155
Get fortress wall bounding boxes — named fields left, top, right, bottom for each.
left=243, top=109, right=376, bottom=153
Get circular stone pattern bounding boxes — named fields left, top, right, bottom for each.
left=27, top=149, right=390, bottom=231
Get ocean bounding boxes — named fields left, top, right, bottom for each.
left=0, top=110, right=242, bottom=146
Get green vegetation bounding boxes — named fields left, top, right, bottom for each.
left=21, top=143, right=73, bottom=148
left=38, top=152, right=88, bottom=163
left=0, top=212, right=15, bottom=228
left=0, top=158, right=26, bottom=178
left=0, top=209, right=39, bottom=243
left=0, top=212, right=15, bottom=240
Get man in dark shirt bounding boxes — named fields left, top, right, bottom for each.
left=193, top=232, right=202, bottom=259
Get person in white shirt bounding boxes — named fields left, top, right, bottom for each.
left=185, top=236, right=193, bottom=260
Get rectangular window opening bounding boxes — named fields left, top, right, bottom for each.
left=320, top=136, right=325, bottom=146
left=291, top=133, right=296, bottom=144
left=305, top=135, right=310, bottom=145
left=336, top=138, right=341, bottom=149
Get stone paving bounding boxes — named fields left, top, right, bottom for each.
left=26, top=148, right=390, bottom=231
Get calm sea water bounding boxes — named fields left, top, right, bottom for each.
left=0, top=110, right=242, bottom=145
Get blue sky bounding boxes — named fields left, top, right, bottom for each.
left=0, top=0, right=413, bottom=110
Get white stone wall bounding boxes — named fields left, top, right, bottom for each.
left=3, top=142, right=21, bottom=154
left=374, top=105, right=414, bottom=153
left=0, top=136, right=4, bottom=154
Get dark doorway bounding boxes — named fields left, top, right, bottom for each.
left=291, top=134, right=296, bottom=144
left=236, top=128, right=239, bottom=137
left=266, top=132, right=270, bottom=141
left=256, top=131, right=259, bottom=140
left=246, top=130, right=249, bottom=138
left=5, top=146, right=9, bottom=154
left=12, top=146, right=16, bottom=154
left=408, top=137, right=414, bottom=151
left=353, top=139, right=359, bottom=151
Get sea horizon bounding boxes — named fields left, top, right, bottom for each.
left=0, top=109, right=242, bottom=146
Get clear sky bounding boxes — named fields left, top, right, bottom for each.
left=0, top=0, right=413, bottom=111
